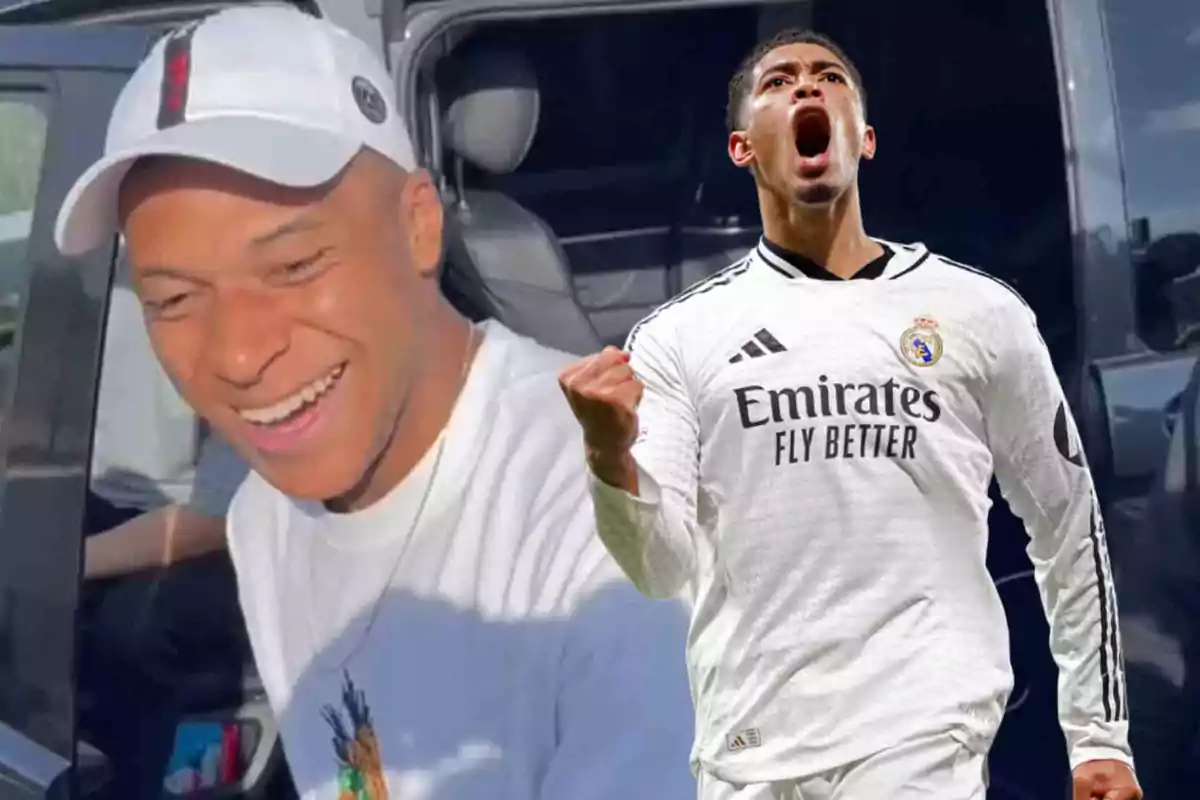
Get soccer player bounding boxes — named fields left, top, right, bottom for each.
left=55, top=6, right=694, bottom=798
left=559, top=28, right=1141, bottom=800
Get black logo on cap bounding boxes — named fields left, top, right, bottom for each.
left=351, top=76, right=387, bottom=125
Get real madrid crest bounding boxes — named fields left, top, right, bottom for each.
left=899, top=316, right=943, bottom=367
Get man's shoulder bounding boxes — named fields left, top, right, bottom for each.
left=228, top=467, right=279, bottom=519
left=626, top=251, right=759, bottom=349
left=482, top=320, right=584, bottom=421
left=486, top=319, right=577, bottom=381
left=914, top=247, right=1033, bottom=317
left=220, top=469, right=290, bottom=584
left=473, top=320, right=587, bottom=511
left=472, top=324, right=630, bottom=603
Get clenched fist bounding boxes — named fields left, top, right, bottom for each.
left=1072, top=759, right=1141, bottom=800
left=558, top=346, right=644, bottom=490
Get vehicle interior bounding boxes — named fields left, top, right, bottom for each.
left=421, top=0, right=1078, bottom=365
left=0, top=0, right=1092, bottom=797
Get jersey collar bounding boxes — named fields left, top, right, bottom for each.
left=755, top=237, right=929, bottom=281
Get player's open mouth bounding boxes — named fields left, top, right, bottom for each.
left=238, top=363, right=347, bottom=427
left=793, top=107, right=832, bottom=158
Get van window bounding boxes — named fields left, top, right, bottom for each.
left=440, top=0, right=1074, bottom=360
left=1105, top=0, right=1200, bottom=350
left=0, top=93, right=48, bottom=401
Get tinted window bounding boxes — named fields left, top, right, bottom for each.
left=1105, top=0, right=1200, bottom=350
left=480, top=13, right=749, bottom=176
left=444, top=8, right=761, bottom=236
left=441, top=0, right=1072, bottom=356
left=0, top=94, right=48, bottom=414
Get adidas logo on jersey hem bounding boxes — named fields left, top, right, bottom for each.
left=726, top=728, right=763, bottom=752
left=729, top=328, right=787, bottom=363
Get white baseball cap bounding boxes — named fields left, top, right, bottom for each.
left=55, top=3, right=416, bottom=256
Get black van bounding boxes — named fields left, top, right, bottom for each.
left=0, top=0, right=1194, bottom=797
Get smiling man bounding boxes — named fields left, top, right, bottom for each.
left=55, top=5, right=694, bottom=799
left=559, top=28, right=1141, bottom=800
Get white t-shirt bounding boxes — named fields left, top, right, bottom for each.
left=227, top=320, right=696, bottom=800
left=590, top=239, right=1133, bottom=783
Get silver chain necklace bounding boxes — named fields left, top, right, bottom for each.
left=307, top=321, right=480, bottom=673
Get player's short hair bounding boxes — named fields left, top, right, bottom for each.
left=726, top=28, right=867, bottom=132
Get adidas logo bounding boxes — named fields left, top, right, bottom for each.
left=729, top=328, right=788, bottom=363
left=726, top=728, right=763, bottom=752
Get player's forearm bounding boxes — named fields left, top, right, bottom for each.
left=1049, top=558, right=1134, bottom=768
left=1020, top=483, right=1133, bottom=768
left=586, top=447, right=639, bottom=495
left=990, top=415, right=1132, bottom=766
left=588, top=467, right=694, bottom=599
left=84, top=505, right=227, bottom=579
left=580, top=327, right=700, bottom=599
left=984, top=300, right=1133, bottom=766
left=1060, top=718, right=1134, bottom=771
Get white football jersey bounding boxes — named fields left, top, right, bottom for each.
left=590, top=238, right=1133, bottom=784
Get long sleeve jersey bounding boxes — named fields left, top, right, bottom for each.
left=590, top=238, right=1133, bottom=784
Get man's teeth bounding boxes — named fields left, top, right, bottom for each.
left=239, top=364, right=345, bottom=426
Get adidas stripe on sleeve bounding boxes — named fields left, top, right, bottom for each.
left=983, top=299, right=1131, bottom=770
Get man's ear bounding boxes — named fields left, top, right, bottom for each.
left=729, top=130, right=756, bottom=168
left=861, top=125, right=877, bottom=161
left=401, top=170, right=444, bottom=280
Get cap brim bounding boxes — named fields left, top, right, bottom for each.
left=54, top=115, right=362, bottom=256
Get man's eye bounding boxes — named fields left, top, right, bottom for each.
left=285, top=258, right=318, bottom=276
left=273, top=250, right=331, bottom=284
left=146, top=292, right=193, bottom=319
left=766, top=76, right=788, bottom=89
left=821, top=72, right=846, bottom=84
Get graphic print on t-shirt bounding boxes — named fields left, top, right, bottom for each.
left=321, top=672, right=390, bottom=800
